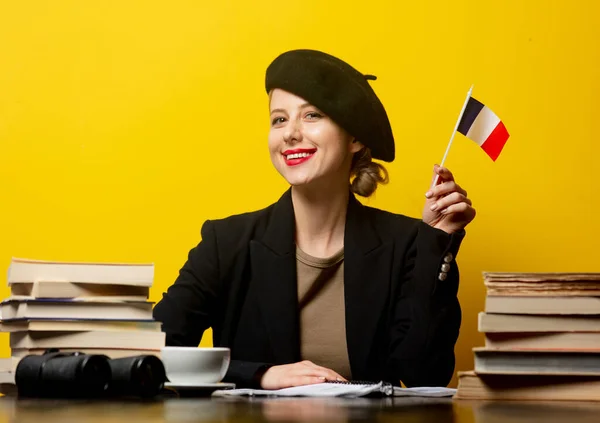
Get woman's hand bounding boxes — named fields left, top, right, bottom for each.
left=422, top=165, right=476, bottom=234
left=260, top=360, right=347, bottom=390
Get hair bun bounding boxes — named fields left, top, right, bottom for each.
left=350, top=148, right=389, bottom=197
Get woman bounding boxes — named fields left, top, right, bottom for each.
left=153, top=49, right=475, bottom=390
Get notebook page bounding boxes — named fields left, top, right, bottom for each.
left=213, top=381, right=392, bottom=398
left=212, top=382, right=456, bottom=398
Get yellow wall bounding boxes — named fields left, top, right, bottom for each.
left=0, top=1, right=598, bottom=387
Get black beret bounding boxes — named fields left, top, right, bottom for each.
left=265, top=49, right=395, bottom=162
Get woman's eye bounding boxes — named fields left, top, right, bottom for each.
left=271, top=117, right=286, bottom=126
left=305, top=112, right=323, bottom=120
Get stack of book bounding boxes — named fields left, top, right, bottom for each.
left=0, top=258, right=165, bottom=385
left=455, top=272, right=600, bottom=401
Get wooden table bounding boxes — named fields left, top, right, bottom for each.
left=1, top=395, right=600, bottom=422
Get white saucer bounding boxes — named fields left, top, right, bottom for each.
left=164, top=381, right=236, bottom=390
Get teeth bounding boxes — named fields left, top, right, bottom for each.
left=286, top=152, right=313, bottom=159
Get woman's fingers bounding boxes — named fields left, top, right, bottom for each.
left=427, top=166, right=457, bottom=197
left=261, top=363, right=327, bottom=390
left=441, top=202, right=477, bottom=217
left=302, top=361, right=346, bottom=381
left=261, top=361, right=347, bottom=389
left=289, top=376, right=327, bottom=387
left=430, top=164, right=455, bottom=187
left=427, top=180, right=468, bottom=199
left=320, top=369, right=346, bottom=382
left=423, top=165, right=476, bottom=233
left=285, top=364, right=337, bottom=387
left=430, top=192, right=472, bottom=212
left=435, top=165, right=455, bottom=182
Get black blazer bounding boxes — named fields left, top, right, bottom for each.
left=153, top=190, right=463, bottom=388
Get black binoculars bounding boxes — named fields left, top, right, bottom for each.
left=15, top=350, right=166, bottom=398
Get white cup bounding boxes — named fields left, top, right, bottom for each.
left=160, top=347, right=231, bottom=385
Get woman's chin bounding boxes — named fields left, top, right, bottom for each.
left=280, top=169, right=345, bottom=191
left=281, top=173, right=317, bottom=188
left=286, top=178, right=314, bottom=187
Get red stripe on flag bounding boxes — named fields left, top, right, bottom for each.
left=481, top=121, right=509, bottom=161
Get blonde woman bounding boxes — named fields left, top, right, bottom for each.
left=154, top=50, right=475, bottom=389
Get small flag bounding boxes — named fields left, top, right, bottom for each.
left=457, top=97, right=509, bottom=161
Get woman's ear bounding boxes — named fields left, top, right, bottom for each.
left=350, top=138, right=364, bottom=154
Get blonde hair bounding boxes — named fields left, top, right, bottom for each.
left=350, top=147, right=389, bottom=197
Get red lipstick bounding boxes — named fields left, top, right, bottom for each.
left=282, top=148, right=317, bottom=166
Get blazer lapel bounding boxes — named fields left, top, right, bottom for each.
left=344, top=195, right=393, bottom=379
left=250, top=189, right=300, bottom=364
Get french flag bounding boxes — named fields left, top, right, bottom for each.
left=457, top=97, right=509, bottom=161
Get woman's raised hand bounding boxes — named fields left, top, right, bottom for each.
left=422, top=165, right=476, bottom=234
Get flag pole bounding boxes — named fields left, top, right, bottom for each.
left=431, top=84, right=474, bottom=190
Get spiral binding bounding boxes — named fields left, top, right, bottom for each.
left=326, top=380, right=378, bottom=385
left=325, top=380, right=394, bottom=397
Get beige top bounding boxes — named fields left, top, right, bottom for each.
left=296, top=246, right=352, bottom=380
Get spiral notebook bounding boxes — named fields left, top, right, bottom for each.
left=212, top=380, right=456, bottom=398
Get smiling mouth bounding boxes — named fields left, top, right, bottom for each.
left=282, top=149, right=316, bottom=166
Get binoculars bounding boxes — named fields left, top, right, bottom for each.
left=15, top=350, right=166, bottom=398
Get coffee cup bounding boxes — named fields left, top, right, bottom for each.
left=160, top=347, right=230, bottom=385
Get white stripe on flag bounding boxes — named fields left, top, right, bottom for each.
left=465, top=106, right=501, bottom=146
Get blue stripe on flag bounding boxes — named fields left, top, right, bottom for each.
left=457, top=97, right=484, bottom=135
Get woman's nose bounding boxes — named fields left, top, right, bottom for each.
left=283, top=120, right=302, bottom=144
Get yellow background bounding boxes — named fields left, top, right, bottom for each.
left=0, top=1, right=598, bottom=387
